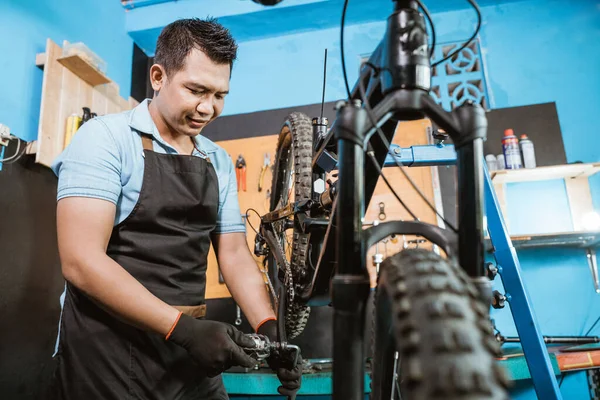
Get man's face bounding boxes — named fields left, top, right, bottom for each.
left=152, top=48, right=230, bottom=137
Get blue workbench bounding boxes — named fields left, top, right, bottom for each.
left=223, top=354, right=562, bottom=398
left=224, top=369, right=370, bottom=398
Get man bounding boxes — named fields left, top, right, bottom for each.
left=51, top=18, right=300, bottom=399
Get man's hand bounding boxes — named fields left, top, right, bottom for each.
left=257, top=319, right=302, bottom=396
left=168, top=314, right=257, bottom=376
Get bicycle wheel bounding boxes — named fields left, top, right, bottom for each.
left=371, top=249, right=510, bottom=400
left=268, top=111, right=312, bottom=339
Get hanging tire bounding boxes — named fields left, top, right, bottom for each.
left=371, top=249, right=511, bottom=400
left=268, top=112, right=313, bottom=339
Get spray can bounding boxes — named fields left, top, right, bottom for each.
left=519, top=134, right=536, bottom=168
left=502, top=129, right=522, bottom=169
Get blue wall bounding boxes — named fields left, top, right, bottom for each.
left=225, top=1, right=600, bottom=217
left=0, top=0, right=133, bottom=143
left=226, top=0, right=600, bottom=162
left=225, top=0, right=600, bottom=215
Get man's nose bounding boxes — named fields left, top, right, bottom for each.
left=196, top=99, right=213, bottom=116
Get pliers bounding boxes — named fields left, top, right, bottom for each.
left=258, top=153, right=270, bottom=192
left=235, top=154, right=247, bottom=192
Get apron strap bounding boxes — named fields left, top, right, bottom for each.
left=173, top=304, right=207, bottom=319
left=141, top=135, right=153, bottom=151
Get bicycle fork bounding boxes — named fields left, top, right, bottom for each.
left=332, top=100, right=371, bottom=400
left=331, top=3, right=489, bottom=399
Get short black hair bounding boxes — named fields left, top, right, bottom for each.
left=154, top=17, right=238, bottom=75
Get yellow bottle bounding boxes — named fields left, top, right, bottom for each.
left=64, top=114, right=82, bottom=148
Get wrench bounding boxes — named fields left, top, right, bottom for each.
left=235, top=305, right=242, bottom=326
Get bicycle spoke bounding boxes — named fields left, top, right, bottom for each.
left=395, top=379, right=402, bottom=400
left=391, top=351, right=400, bottom=400
left=287, top=169, right=295, bottom=204
left=285, top=230, right=293, bottom=259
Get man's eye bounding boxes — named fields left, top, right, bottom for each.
left=189, top=88, right=203, bottom=95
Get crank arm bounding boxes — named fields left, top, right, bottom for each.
left=261, top=204, right=294, bottom=224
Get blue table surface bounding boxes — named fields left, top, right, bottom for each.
left=223, top=354, right=561, bottom=396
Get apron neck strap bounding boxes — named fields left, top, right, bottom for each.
left=141, top=135, right=153, bottom=151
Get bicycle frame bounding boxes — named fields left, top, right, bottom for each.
left=258, top=1, right=490, bottom=398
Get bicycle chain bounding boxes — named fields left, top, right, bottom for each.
left=267, top=222, right=296, bottom=313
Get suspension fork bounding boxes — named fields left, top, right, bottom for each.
left=451, top=104, right=487, bottom=278
left=332, top=100, right=371, bottom=400
left=453, top=104, right=490, bottom=302
left=424, top=97, right=489, bottom=300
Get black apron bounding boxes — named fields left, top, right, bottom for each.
left=54, top=134, right=227, bottom=399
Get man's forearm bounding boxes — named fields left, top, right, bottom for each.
left=62, top=252, right=180, bottom=336
left=221, top=250, right=275, bottom=330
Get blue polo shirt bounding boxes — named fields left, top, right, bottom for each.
left=51, top=99, right=245, bottom=234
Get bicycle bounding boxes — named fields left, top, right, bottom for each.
left=253, top=1, right=510, bottom=399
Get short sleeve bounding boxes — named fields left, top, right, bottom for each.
left=214, top=154, right=246, bottom=234
left=51, top=119, right=122, bottom=204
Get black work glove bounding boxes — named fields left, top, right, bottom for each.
left=257, top=319, right=302, bottom=397
left=168, top=313, right=257, bottom=377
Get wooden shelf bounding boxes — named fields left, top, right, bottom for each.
left=35, top=39, right=135, bottom=168
left=57, top=54, right=111, bottom=87
left=490, top=163, right=599, bottom=232
left=491, top=163, right=600, bottom=184
left=486, top=231, right=600, bottom=251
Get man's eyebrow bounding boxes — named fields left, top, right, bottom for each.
left=186, top=82, right=229, bottom=94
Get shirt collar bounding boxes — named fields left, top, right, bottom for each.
left=128, top=98, right=218, bottom=154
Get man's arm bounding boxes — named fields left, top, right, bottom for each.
left=213, top=232, right=275, bottom=329
left=57, top=196, right=180, bottom=336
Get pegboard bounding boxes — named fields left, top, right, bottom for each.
left=205, top=118, right=444, bottom=297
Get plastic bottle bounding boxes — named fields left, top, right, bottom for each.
left=64, top=114, right=82, bottom=147
left=502, top=129, right=522, bottom=169
left=519, top=134, right=536, bottom=168
left=485, top=154, right=498, bottom=171
left=496, top=154, right=505, bottom=170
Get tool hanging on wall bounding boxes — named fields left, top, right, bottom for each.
left=372, top=231, right=384, bottom=275
left=65, top=107, right=98, bottom=147
left=265, top=189, right=271, bottom=210
left=258, top=153, right=270, bottom=192
left=378, top=202, right=387, bottom=220
left=235, top=154, right=247, bottom=192
left=80, top=107, right=92, bottom=127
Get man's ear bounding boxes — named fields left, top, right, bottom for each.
left=149, top=64, right=166, bottom=92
